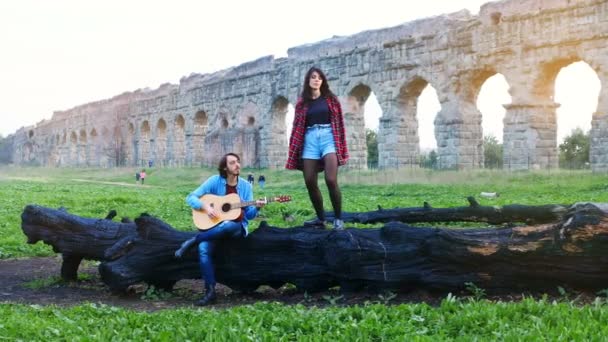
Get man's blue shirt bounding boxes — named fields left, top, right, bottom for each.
left=186, top=175, right=257, bottom=236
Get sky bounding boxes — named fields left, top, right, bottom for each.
left=0, top=0, right=601, bottom=149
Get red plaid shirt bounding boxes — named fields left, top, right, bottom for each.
left=285, top=95, right=349, bottom=170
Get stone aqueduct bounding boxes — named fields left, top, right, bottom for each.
left=8, top=0, right=608, bottom=171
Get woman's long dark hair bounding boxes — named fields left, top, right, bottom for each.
left=218, top=152, right=240, bottom=178
left=301, top=67, right=334, bottom=104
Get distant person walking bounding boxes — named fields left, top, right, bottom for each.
left=285, top=66, right=349, bottom=230
left=140, top=169, right=146, bottom=185
left=135, top=171, right=141, bottom=184
left=247, top=173, right=254, bottom=185
left=258, top=175, right=266, bottom=189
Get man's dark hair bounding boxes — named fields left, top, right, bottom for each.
left=301, top=66, right=334, bottom=104
left=218, top=153, right=240, bottom=178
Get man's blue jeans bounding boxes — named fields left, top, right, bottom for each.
left=195, top=220, right=244, bottom=288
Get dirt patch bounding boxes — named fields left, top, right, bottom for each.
left=0, top=257, right=437, bottom=310
left=0, top=257, right=600, bottom=310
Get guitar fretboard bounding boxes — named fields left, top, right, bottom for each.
left=230, top=197, right=276, bottom=209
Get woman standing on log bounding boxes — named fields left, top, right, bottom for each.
left=174, top=153, right=265, bottom=306
left=286, top=66, right=349, bottom=230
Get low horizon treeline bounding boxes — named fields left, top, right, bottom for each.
left=366, top=128, right=591, bottom=170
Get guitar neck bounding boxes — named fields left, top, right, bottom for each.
left=233, top=197, right=274, bottom=209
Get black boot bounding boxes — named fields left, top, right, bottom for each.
left=196, top=285, right=216, bottom=306
left=174, top=237, right=197, bottom=258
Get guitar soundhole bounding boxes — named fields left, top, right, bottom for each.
left=221, top=203, right=231, bottom=212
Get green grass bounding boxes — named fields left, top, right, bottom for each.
left=2, top=166, right=608, bottom=339
left=2, top=298, right=608, bottom=340
left=1, top=166, right=608, bottom=258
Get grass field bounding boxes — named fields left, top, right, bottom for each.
left=1, top=166, right=608, bottom=340
left=3, top=299, right=608, bottom=340
left=2, top=166, right=607, bottom=258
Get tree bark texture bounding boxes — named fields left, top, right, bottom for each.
left=21, top=202, right=608, bottom=293
left=325, top=197, right=569, bottom=225
left=21, top=205, right=137, bottom=281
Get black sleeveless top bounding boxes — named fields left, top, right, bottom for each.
left=305, top=97, right=331, bottom=127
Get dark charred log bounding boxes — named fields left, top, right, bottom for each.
left=21, top=205, right=137, bottom=281
left=323, top=198, right=569, bottom=225
left=21, top=203, right=608, bottom=293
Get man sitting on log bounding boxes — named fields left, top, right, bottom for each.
left=174, top=152, right=266, bottom=306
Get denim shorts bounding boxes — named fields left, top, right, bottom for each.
left=301, top=124, right=336, bottom=160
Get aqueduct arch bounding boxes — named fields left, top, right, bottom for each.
left=7, top=0, right=608, bottom=171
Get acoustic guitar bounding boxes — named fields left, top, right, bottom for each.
left=192, top=193, right=291, bottom=230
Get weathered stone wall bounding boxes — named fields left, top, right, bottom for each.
left=7, top=0, right=608, bottom=171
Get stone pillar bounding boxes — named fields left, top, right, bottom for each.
left=242, top=128, right=259, bottom=167
left=149, top=137, right=156, bottom=166
left=165, top=133, right=174, bottom=167
left=38, top=141, right=48, bottom=166
left=257, top=126, right=280, bottom=169
left=129, top=138, right=137, bottom=167
left=59, top=145, right=68, bottom=167
left=434, top=97, right=483, bottom=170
left=92, top=142, right=100, bottom=167
left=590, top=70, right=608, bottom=172
left=202, top=131, right=217, bottom=167
left=503, top=102, right=559, bottom=170
left=85, top=141, right=93, bottom=167
left=257, top=120, right=271, bottom=169
left=139, top=129, right=150, bottom=167
left=156, top=134, right=167, bottom=167
left=48, top=144, right=58, bottom=167
left=184, top=132, right=192, bottom=166
left=78, top=143, right=86, bottom=167
left=376, top=97, right=419, bottom=169
left=133, top=128, right=141, bottom=167
left=172, top=116, right=186, bottom=167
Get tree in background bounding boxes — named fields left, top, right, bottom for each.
left=483, top=135, right=503, bottom=169
left=559, top=128, right=589, bottom=169
left=419, top=150, right=438, bottom=169
left=103, top=113, right=127, bottom=167
left=110, top=125, right=127, bottom=167
left=366, top=129, right=378, bottom=168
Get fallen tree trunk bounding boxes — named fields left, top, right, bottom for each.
left=324, top=197, right=569, bottom=225
left=21, top=205, right=137, bottom=281
left=22, top=203, right=608, bottom=293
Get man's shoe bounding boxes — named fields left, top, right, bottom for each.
left=333, top=219, right=345, bottom=230
left=195, top=287, right=217, bottom=306
left=174, top=237, right=197, bottom=258
left=303, top=217, right=326, bottom=228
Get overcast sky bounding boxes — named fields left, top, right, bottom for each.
left=0, top=0, right=600, bottom=149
